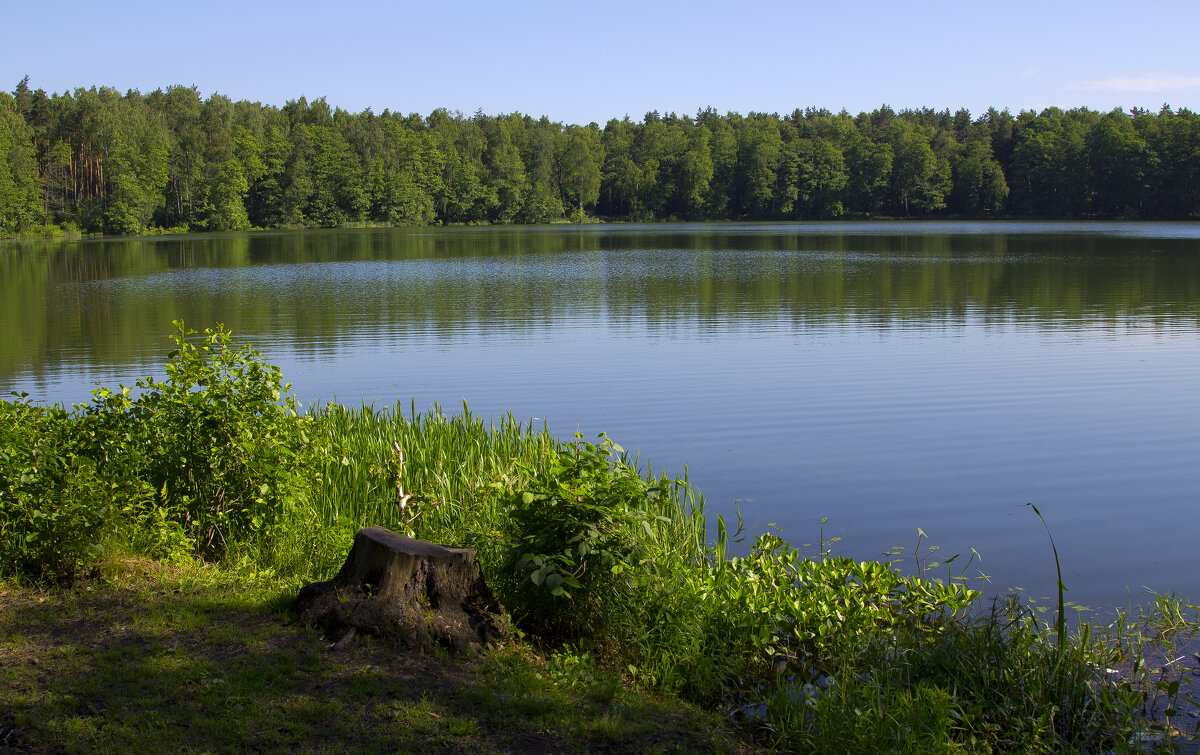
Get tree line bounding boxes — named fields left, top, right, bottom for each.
left=2, top=76, right=1199, bottom=236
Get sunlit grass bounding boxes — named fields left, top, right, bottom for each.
left=307, top=399, right=560, bottom=536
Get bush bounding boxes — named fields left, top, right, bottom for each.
left=81, top=321, right=311, bottom=558
left=494, top=434, right=667, bottom=641
left=0, top=395, right=109, bottom=581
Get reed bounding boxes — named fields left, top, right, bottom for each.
left=296, top=400, right=712, bottom=572
left=303, top=399, right=555, bottom=534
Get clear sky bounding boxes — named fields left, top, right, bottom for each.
left=3, top=0, right=1198, bottom=124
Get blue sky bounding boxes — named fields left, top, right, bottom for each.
left=4, top=0, right=1198, bottom=124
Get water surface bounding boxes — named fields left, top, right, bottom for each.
left=4, top=221, right=1198, bottom=609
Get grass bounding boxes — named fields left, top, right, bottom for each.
left=5, top=561, right=1194, bottom=755
left=295, top=400, right=710, bottom=571
left=309, top=399, right=562, bottom=534
left=0, top=560, right=757, bottom=754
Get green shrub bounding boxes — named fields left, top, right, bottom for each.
left=0, top=395, right=109, bottom=581
left=81, top=320, right=311, bottom=558
left=494, top=434, right=668, bottom=641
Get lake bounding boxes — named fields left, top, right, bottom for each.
left=3, top=221, right=1198, bottom=610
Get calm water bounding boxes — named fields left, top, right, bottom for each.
left=3, top=221, right=1198, bottom=609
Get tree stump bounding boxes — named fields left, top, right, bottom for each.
left=293, top=526, right=507, bottom=653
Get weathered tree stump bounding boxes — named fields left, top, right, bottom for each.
left=293, top=526, right=507, bottom=653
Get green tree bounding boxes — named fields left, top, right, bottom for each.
left=736, top=116, right=783, bottom=217
left=428, top=109, right=497, bottom=223
left=154, top=85, right=205, bottom=226
left=843, top=136, right=892, bottom=215
left=306, top=124, right=367, bottom=226
left=0, top=92, right=41, bottom=234
left=484, top=117, right=528, bottom=223
left=246, top=122, right=291, bottom=227
left=601, top=117, right=643, bottom=217
left=1086, top=111, right=1154, bottom=217
left=797, top=137, right=848, bottom=218
left=39, top=140, right=73, bottom=224
left=951, top=139, right=1009, bottom=215
left=1144, top=108, right=1200, bottom=218
left=701, top=112, right=738, bottom=218
left=556, top=124, right=603, bottom=214
left=517, top=180, right=563, bottom=223
left=232, top=125, right=266, bottom=186
left=367, top=119, right=442, bottom=225
left=1009, top=109, right=1090, bottom=217
left=438, top=148, right=496, bottom=223
left=886, top=120, right=950, bottom=215
left=86, top=89, right=170, bottom=234
left=676, top=125, right=714, bottom=218
left=195, top=93, right=239, bottom=227
left=518, top=115, right=562, bottom=223
left=206, top=159, right=250, bottom=230
left=279, top=123, right=314, bottom=226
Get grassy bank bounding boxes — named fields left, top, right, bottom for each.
left=0, top=559, right=756, bottom=754
left=2, top=322, right=1199, bottom=751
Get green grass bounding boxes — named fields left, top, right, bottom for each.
left=309, top=399, right=562, bottom=537
left=0, top=562, right=756, bottom=754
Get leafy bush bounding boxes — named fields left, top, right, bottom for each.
left=81, top=320, right=311, bottom=557
left=0, top=395, right=109, bottom=581
left=494, top=434, right=668, bottom=640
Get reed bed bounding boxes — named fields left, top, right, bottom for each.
left=308, top=399, right=558, bottom=532
left=267, top=400, right=712, bottom=587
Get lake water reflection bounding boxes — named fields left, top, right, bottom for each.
left=3, top=221, right=1198, bottom=609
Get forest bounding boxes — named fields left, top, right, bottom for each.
left=2, top=75, right=1199, bottom=236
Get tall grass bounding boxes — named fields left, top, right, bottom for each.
left=310, top=399, right=558, bottom=532
left=259, top=399, right=559, bottom=580
left=263, top=400, right=713, bottom=586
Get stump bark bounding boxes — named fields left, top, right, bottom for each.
left=293, top=526, right=507, bottom=653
